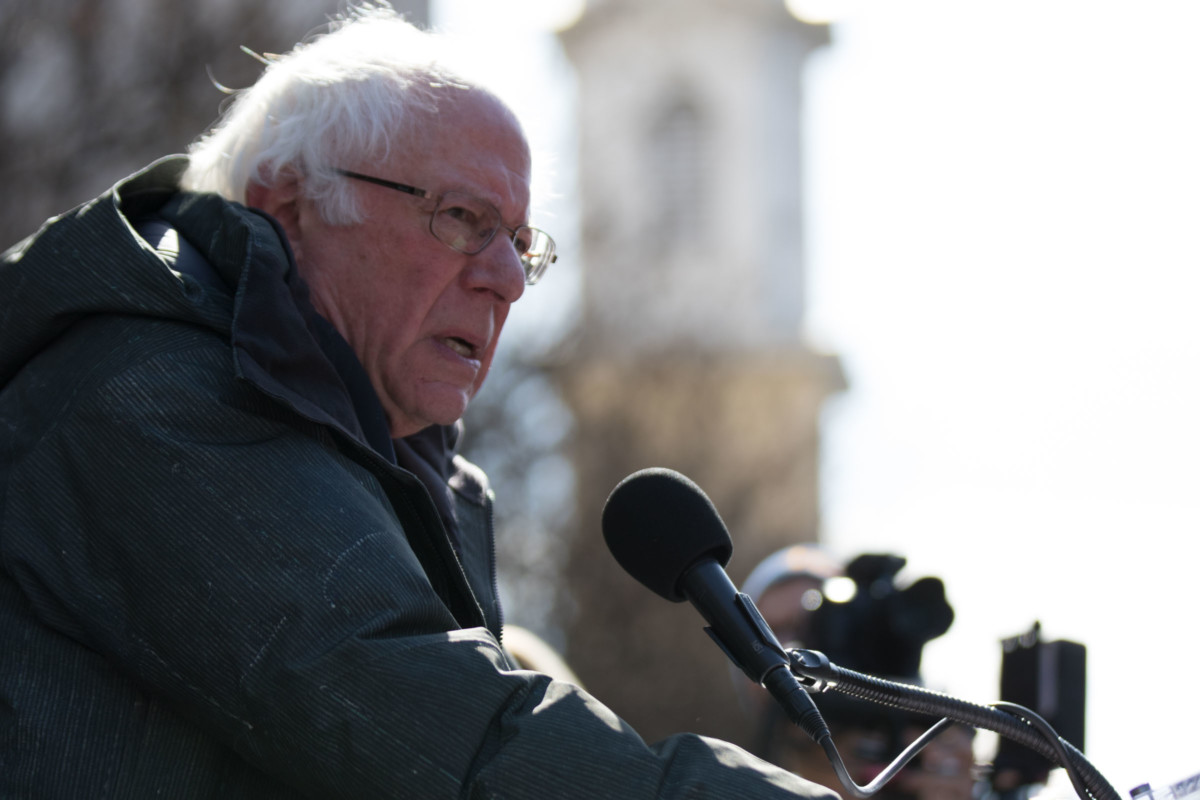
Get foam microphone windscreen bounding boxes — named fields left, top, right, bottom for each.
left=601, top=468, right=734, bottom=602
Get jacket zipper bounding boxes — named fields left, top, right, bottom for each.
left=486, top=490, right=503, bottom=645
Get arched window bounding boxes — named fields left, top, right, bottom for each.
left=647, top=92, right=707, bottom=247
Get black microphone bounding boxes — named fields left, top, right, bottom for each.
left=602, top=467, right=829, bottom=744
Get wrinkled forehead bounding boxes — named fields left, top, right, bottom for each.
left=403, top=88, right=532, bottom=211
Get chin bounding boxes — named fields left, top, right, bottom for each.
left=385, top=382, right=473, bottom=436
left=419, top=397, right=472, bottom=431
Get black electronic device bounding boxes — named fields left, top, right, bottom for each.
left=993, top=622, right=1087, bottom=790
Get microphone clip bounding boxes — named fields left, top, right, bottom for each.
left=701, top=589, right=789, bottom=683
left=787, top=648, right=838, bottom=693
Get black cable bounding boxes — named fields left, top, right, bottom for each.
left=992, top=701, right=1092, bottom=800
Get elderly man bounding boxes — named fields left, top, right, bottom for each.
left=0, top=5, right=841, bottom=799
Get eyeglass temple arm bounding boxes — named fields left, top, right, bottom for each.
left=334, top=169, right=429, bottom=199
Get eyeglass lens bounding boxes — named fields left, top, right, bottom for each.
left=432, top=192, right=555, bottom=284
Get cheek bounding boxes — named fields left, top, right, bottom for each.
left=468, top=308, right=513, bottom=395
left=349, top=243, right=447, bottom=322
left=493, top=304, right=512, bottom=339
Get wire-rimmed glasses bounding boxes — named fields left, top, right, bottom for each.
left=334, top=168, right=556, bottom=284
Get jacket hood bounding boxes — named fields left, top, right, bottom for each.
left=0, top=158, right=234, bottom=390
left=1, top=156, right=366, bottom=449
left=1, top=157, right=477, bottom=500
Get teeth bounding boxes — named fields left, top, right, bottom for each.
left=445, top=337, right=474, bottom=357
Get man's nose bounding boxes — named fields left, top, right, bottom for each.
left=466, top=233, right=527, bottom=303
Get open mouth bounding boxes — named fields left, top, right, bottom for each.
left=444, top=336, right=478, bottom=359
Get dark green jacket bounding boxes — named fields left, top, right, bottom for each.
left=0, top=159, right=840, bottom=800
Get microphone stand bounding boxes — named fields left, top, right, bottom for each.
left=786, top=648, right=1121, bottom=800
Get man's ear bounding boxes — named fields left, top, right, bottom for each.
left=245, top=168, right=305, bottom=261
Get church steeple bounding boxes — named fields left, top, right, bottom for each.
left=552, top=0, right=844, bottom=749
left=560, top=0, right=829, bottom=354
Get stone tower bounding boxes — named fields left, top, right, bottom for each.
left=555, top=0, right=844, bottom=749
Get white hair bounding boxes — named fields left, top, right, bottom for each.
left=181, top=2, right=494, bottom=224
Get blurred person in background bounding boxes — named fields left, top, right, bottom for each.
left=737, top=546, right=978, bottom=800
left=0, top=4, right=841, bottom=799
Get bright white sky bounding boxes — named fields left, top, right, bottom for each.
left=435, top=1, right=1200, bottom=794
